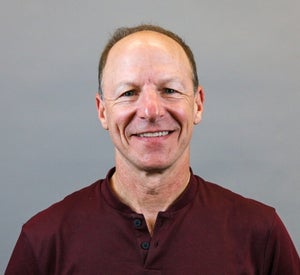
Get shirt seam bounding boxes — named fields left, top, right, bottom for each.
left=22, top=229, right=41, bottom=274
left=262, top=209, right=276, bottom=274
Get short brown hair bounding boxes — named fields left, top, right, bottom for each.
left=98, top=24, right=199, bottom=96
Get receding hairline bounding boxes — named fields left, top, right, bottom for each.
left=103, top=30, right=193, bottom=74
left=98, top=24, right=199, bottom=96
left=107, top=30, right=186, bottom=51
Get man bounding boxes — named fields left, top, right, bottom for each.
left=6, top=24, right=299, bottom=274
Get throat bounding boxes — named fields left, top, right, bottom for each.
left=110, top=167, right=191, bottom=233
left=143, top=212, right=158, bottom=236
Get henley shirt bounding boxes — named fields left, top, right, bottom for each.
left=5, top=168, right=300, bottom=274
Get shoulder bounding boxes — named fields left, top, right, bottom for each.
left=192, top=174, right=276, bottom=226
left=22, top=179, right=104, bottom=236
left=191, top=175, right=300, bottom=272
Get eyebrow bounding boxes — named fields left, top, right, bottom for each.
left=114, top=81, right=137, bottom=92
left=112, top=74, right=189, bottom=97
left=117, top=76, right=185, bottom=87
left=158, top=77, right=186, bottom=90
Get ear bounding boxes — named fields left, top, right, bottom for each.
left=95, top=93, right=109, bottom=130
left=193, top=86, right=204, bottom=125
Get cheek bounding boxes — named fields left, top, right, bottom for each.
left=172, top=103, right=194, bottom=125
left=107, top=108, right=132, bottom=133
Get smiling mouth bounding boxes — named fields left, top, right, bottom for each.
left=137, top=131, right=170, bottom=138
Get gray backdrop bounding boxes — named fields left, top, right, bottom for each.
left=1, top=0, right=299, bottom=271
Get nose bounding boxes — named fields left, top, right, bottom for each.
left=137, top=89, right=164, bottom=121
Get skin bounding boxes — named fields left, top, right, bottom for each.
left=96, top=31, right=204, bottom=234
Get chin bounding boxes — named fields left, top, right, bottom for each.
left=136, top=161, right=172, bottom=174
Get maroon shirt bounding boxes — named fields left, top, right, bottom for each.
left=5, top=168, right=300, bottom=274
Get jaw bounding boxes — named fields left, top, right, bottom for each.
left=114, top=135, right=191, bottom=175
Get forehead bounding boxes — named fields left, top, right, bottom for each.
left=103, top=31, right=192, bottom=77
left=113, top=30, right=183, bottom=51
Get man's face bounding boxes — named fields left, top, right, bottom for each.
left=96, top=31, right=204, bottom=172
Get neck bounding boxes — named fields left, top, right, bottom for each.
left=110, top=160, right=191, bottom=235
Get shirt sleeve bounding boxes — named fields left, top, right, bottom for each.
left=5, top=229, right=40, bottom=275
left=263, top=212, right=300, bottom=274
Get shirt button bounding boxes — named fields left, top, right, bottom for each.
left=141, top=241, right=150, bottom=250
left=133, top=218, right=143, bottom=228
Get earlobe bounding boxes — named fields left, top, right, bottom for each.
left=95, top=93, right=109, bottom=130
left=193, top=86, right=204, bottom=125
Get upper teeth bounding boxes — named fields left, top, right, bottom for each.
left=139, top=131, right=169, bottom=137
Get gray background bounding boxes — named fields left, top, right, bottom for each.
left=1, top=0, right=299, bottom=271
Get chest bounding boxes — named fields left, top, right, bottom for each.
left=46, top=205, right=264, bottom=274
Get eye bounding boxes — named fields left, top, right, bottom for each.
left=163, top=88, right=177, bottom=94
left=122, top=90, right=137, bottom=97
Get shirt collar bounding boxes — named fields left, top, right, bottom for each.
left=100, top=167, right=199, bottom=214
